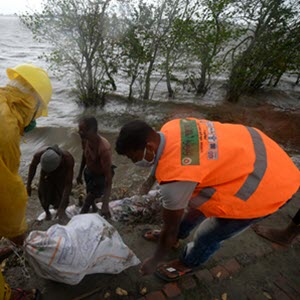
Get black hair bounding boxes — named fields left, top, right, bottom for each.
left=115, top=120, right=155, bottom=155
left=80, top=116, right=98, bottom=132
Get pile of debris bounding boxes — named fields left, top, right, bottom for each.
left=37, top=189, right=163, bottom=225
left=110, top=189, right=162, bottom=224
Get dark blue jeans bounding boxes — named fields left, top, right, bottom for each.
left=177, top=196, right=293, bottom=268
left=177, top=209, right=265, bottom=268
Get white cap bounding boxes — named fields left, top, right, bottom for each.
left=40, top=149, right=62, bottom=173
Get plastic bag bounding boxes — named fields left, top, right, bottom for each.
left=25, top=214, right=140, bottom=285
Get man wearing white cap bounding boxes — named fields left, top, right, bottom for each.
left=27, top=145, right=74, bottom=222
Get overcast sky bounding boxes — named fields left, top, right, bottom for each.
left=0, top=0, right=42, bottom=15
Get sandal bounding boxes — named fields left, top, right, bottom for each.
left=142, top=229, right=180, bottom=249
left=11, top=288, right=41, bottom=300
left=155, top=259, right=196, bottom=282
left=142, top=229, right=161, bottom=242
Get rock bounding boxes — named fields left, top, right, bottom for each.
left=115, top=287, right=128, bottom=296
left=140, top=287, right=147, bottom=295
left=221, top=293, right=227, bottom=300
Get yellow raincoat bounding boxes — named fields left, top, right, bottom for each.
left=0, top=86, right=40, bottom=239
left=0, top=86, right=42, bottom=300
left=0, top=272, right=10, bottom=300
left=1, top=63, right=52, bottom=299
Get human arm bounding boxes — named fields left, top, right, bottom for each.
left=139, top=181, right=197, bottom=275
left=56, top=154, right=74, bottom=220
left=26, top=151, right=43, bottom=196
left=140, top=207, right=185, bottom=275
left=139, top=174, right=156, bottom=195
left=76, top=140, right=86, bottom=184
left=100, top=148, right=113, bottom=218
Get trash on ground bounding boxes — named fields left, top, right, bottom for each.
left=37, top=189, right=162, bottom=224
left=0, top=259, right=6, bottom=272
left=115, top=287, right=128, bottom=296
left=221, top=293, right=228, bottom=300
left=140, top=287, right=147, bottom=295
left=109, top=189, right=162, bottom=224
left=263, top=291, right=272, bottom=299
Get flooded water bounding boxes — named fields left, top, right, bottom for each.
left=1, top=15, right=299, bottom=176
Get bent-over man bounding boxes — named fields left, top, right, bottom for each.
left=115, top=118, right=300, bottom=281
left=27, top=145, right=74, bottom=222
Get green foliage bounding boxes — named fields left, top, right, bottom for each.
left=117, top=1, right=155, bottom=100
left=117, top=0, right=195, bottom=100
left=20, top=0, right=119, bottom=107
left=178, top=0, right=242, bottom=94
left=156, top=1, right=197, bottom=98
left=226, top=0, right=300, bottom=102
left=20, top=0, right=300, bottom=106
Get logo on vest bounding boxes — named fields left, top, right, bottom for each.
left=182, top=157, right=192, bottom=165
left=180, top=119, right=200, bottom=165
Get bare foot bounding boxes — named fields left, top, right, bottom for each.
left=252, top=224, right=292, bottom=246
left=58, top=214, right=70, bottom=225
left=45, top=214, right=52, bottom=220
left=142, top=229, right=180, bottom=249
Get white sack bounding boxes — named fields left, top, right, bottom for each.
left=25, top=214, right=140, bottom=285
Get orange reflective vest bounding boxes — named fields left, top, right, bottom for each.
left=155, top=118, right=300, bottom=219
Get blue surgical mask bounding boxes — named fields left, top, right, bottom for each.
left=24, top=119, right=36, bottom=133
left=135, top=147, right=155, bottom=168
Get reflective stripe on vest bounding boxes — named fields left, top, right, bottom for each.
left=190, top=126, right=267, bottom=207
left=234, top=127, right=267, bottom=201
left=190, top=187, right=216, bottom=209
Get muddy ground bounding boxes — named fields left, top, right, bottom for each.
left=1, top=100, right=300, bottom=300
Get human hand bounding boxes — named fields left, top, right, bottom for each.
left=101, top=203, right=111, bottom=219
left=26, top=185, right=32, bottom=196
left=139, top=256, right=159, bottom=276
left=56, top=210, right=69, bottom=224
left=138, top=182, right=150, bottom=196
left=76, top=176, right=83, bottom=185
left=138, top=176, right=155, bottom=195
left=10, top=233, right=26, bottom=247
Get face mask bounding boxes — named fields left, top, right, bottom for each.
left=24, top=101, right=40, bottom=134
left=24, top=119, right=36, bottom=133
left=135, top=147, right=155, bottom=168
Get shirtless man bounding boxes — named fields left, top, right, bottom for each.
left=76, top=117, right=114, bottom=218
left=27, top=145, right=74, bottom=222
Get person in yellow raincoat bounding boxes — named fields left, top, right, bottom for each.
left=0, top=64, right=52, bottom=300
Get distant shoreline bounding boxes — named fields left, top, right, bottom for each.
left=0, top=14, right=18, bottom=17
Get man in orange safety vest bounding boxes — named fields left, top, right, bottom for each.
left=115, top=118, right=300, bottom=281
